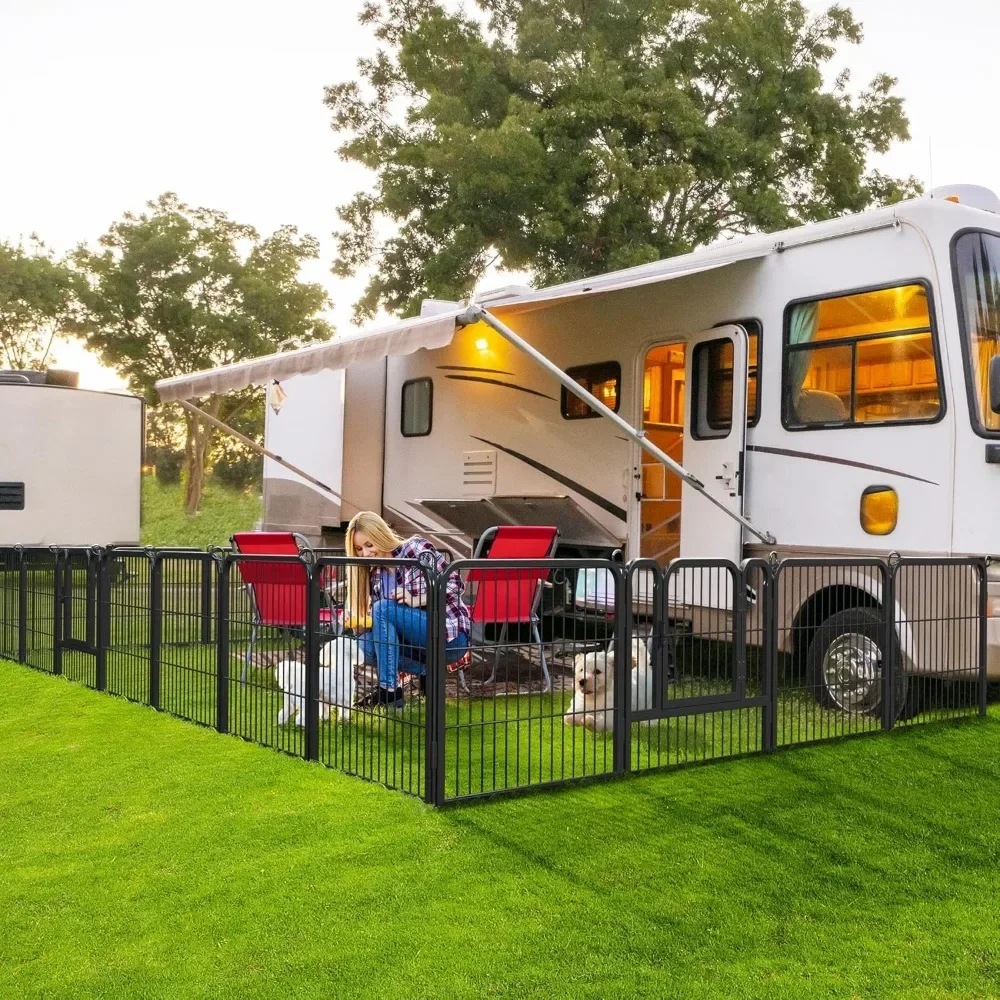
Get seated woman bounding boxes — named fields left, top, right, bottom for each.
left=346, top=511, right=469, bottom=711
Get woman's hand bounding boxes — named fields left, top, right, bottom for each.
left=394, top=587, right=427, bottom=609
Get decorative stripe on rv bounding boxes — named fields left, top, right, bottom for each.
left=444, top=374, right=557, bottom=401
left=747, top=445, right=939, bottom=486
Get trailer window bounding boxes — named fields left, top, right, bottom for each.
left=401, top=378, right=433, bottom=437
left=782, top=284, right=942, bottom=429
left=561, top=362, right=621, bottom=419
left=953, top=231, right=1000, bottom=435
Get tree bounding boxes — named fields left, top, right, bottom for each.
left=0, top=237, right=75, bottom=370
left=326, top=0, right=921, bottom=320
left=71, top=193, right=333, bottom=513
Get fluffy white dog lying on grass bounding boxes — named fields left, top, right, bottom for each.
left=563, top=637, right=652, bottom=733
left=276, top=636, right=363, bottom=726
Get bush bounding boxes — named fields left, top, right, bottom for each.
left=212, top=450, right=263, bottom=490
left=147, top=446, right=184, bottom=485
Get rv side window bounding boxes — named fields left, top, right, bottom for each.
left=401, top=378, right=433, bottom=437
left=691, top=338, right=734, bottom=439
left=561, top=362, right=621, bottom=419
left=953, top=231, right=1000, bottom=435
left=782, top=283, right=942, bottom=429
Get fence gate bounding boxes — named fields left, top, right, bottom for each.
left=54, top=548, right=100, bottom=687
left=627, top=558, right=771, bottom=771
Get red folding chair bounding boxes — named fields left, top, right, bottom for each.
left=231, top=532, right=340, bottom=685
left=462, top=525, right=559, bottom=692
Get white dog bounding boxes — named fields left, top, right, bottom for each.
left=276, top=636, right=364, bottom=727
left=564, top=637, right=652, bottom=733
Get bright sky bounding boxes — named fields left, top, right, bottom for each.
left=1, top=0, right=997, bottom=391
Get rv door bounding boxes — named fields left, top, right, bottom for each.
left=680, top=323, right=749, bottom=566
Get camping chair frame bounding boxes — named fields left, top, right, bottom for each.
left=460, top=525, right=559, bottom=694
left=231, top=532, right=341, bottom=685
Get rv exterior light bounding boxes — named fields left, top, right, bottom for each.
left=475, top=337, right=489, bottom=351
left=860, top=486, right=898, bottom=536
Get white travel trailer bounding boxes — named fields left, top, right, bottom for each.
left=158, top=184, right=1000, bottom=697
left=0, top=372, right=143, bottom=547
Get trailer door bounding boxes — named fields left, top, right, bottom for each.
left=680, top=323, right=749, bottom=567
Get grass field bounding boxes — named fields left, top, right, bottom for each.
left=141, top=477, right=261, bottom=549
left=2, top=658, right=1000, bottom=998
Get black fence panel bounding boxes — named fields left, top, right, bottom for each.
left=432, top=557, right=625, bottom=803
left=0, top=545, right=990, bottom=806
left=0, top=548, right=20, bottom=661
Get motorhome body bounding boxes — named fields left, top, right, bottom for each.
left=159, top=186, right=1000, bottom=699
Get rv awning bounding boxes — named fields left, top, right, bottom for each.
left=155, top=309, right=463, bottom=403
left=155, top=244, right=770, bottom=402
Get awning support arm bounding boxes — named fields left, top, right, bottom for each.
left=461, top=306, right=777, bottom=545
left=176, top=399, right=348, bottom=507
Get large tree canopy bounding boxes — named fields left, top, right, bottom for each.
left=71, top=193, right=333, bottom=512
left=0, top=237, right=75, bottom=370
left=326, top=0, right=920, bottom=320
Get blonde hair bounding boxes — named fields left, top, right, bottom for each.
left=344, top=511, right=407, bottom=626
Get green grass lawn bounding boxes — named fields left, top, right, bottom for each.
left=3, top=659, right=1000, bottom=998
left=141, top=476, right=261, bottom=549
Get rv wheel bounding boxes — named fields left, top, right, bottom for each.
left=806, top=607, right=907, bottom=717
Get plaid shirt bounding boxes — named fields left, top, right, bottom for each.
left=369, top=537, right=470, bottom=642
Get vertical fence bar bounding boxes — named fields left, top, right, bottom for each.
left=882, top=561, right=896, bottom=733
left=200, top=557, right=213, bottom=645
left=17, top=549, right=27, bottom=664
left=85, top=550, right=97, bottom=649
left=52, top=549, right=63, bottom=676
left=979, top=559, right=989, bottom=718
left=304, top=559, right=320, bottom=763
left=95, top=549, right=109, bottom=692
left=149, top=553, right=163, bottom=710
left=425, top=569, right=446, bottom=806
left=612, top=563, right=629, bottom=777
left=215, top=555, right=230, bottom=735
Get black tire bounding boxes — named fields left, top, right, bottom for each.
left=806, top=607, right=908, bottom=718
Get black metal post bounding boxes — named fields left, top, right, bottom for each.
left=95, top=550, right=109, bottom=692
left=200, top=556, right=213, bottom=645
left=424, top=568, right=446, bottom=806
left=52, top=550, right=63, bottom=676
left=149, top=554, right=163, bottom=710
left=762, top=559, right=778, bottom=753
left=17, top=550, right=27, bottom=665
left=612, top=563, right=630, bottom=776
left=304, top=562, right=321, bottom=762
left=215, top=556, right=230, bottom=734
left=882, top=562, right=896, bottom=733
left=979, top=559, right=989, bottom=718
left=62, top=554, right=74, bottom=643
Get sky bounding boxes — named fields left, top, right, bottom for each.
left=1, top=0, right=998, bottom=390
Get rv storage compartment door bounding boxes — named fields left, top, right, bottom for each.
left=677, top=324, right=748, bottom=606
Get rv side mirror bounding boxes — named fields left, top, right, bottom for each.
left=991, top=355, right=1000, bottom=415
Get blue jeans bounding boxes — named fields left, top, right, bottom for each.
left=359, top=599, right=469, bottom=689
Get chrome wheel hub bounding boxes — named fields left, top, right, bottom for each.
left=822, top=632, right=882, bottom=711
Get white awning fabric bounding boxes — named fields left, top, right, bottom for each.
left=155, top=244, right=770, bottom=402
left=155, top=310, right=463, bottom=402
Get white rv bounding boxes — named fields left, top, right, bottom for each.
left=0, top=372, right=143, bottom=547
left=158, top=184, right=1000, bottom=696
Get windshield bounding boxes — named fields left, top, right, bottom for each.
left=954, top=231, right=1000, bottom=433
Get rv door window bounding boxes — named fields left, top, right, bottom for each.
left=710, top=320, right=762, bottom=427
left=782, top=283, right=942, bottom=429
left=691, top=337, right=735, bottom=439
left=953, top=231, right=1000, bottom=435
left=401, top=377, right=433, bottom=437
left=561, top=362, right=621, bottom=419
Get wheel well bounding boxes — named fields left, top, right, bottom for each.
left=790, top=585, right=881, bottom=668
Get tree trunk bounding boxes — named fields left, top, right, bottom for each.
left=182, top=401, right=218, bottom=514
